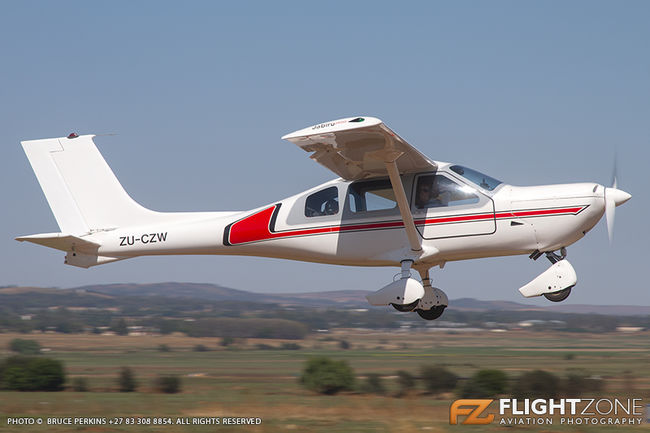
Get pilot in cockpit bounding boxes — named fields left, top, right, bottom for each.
left=415, top=176, right=451, bottom=209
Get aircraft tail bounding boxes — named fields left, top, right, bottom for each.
left=20, top=134, right=161, bottom=234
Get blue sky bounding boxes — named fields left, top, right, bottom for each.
left=2, top=1, right=648, bottom=304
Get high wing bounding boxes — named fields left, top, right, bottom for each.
left=283, top=116, right=437, bottom=253
left=282, top=116, right=436, bottom=181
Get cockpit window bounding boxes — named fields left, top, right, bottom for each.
left=414, top=175, right=479, bottom=209
left=348, top=179, right=397, bottom=213
left=449, top=165, right=502, bottom=191
left=305, top=186, right=339, bottom=217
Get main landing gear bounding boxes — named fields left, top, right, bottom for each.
left=366, top=261, right=448, bottom=321
left=413, top=269, right=448, bottom=320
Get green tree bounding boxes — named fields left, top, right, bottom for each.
left=155, top=375, right=181, bottom=393
left=27, top=358, right=66, bottom=391
left=360, top=373, right=385, bottom=395
left=72, top=377, right=89, bottom=392
left=300, top=357, right=355, bottom=395
left=9, top=339, right=41, bottom=355
left=394, top=370, right=416, bottom=398
left=118, top=367, right=137, bottom=392
left=459, top=369, right=508, bottom=398
left=420, top=365, right=459, bottom=396
left=112, top=319, right=129, bottom=336
left=0, top=356, right=65, bottom=391
left=281, top=342, right=301, bottom=350
left=220, top=336, right=234, bottom=347
left=564, top=370, right=604, bottom=397
left=513, top=370, right=559, bottom=399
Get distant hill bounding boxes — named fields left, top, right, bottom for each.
left=2, top=282, right=649, bottom=316
left=73, top=282, right=349, bottom=307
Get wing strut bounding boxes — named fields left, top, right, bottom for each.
left=379, top=134, right=422, bottom=252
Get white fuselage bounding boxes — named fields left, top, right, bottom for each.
left=87, top=163, right=606, bottom=270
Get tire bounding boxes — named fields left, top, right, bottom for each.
left=543, top=286, right=572, bottom=302
left=390, top=299, right=420, bottom=312
left=416, top=305, right=446, bottom=320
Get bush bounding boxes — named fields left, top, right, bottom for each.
left=564, top=370, right=604, bottom=396
left=394, top=370, right=416, bottom=397
left=118, top=367, right=137, bottom=392
left=112, top=319, right=128, bottom=336
left=0, top=356, right=65, bottom=391
left=300, top=357, right=355, bottom=395
left=339, top=339, right=350, bottom=350
left=72, top=377, right=89, bottom=392
left=459, top=369, right=508, bottom=398
left=256, top=343, right=274, bottom=350
left=193, top=344, right=209, bottom=352
left=420, top=365, right=458, bottom=396
left=158, top=344, right=171, bottom=352
left=188, top=318, right=307, bottom=339
left=9, top=339, right=41, bottom=355
left=220, top=336, right=235, bottom=347
left=155, top=375, right=181, bottom=393
left=512, top=370, right=559, bottom=399
left=360, top=373, right=385, bottom=395
left=281, top=343, right=301, bottom=350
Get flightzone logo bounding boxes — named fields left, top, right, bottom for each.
left=450, top=398, right=645, bottom=426
left=450, top=400, right=494, bottom=425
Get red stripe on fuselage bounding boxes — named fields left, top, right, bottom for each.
left=226, top=205, right=587, bottom=246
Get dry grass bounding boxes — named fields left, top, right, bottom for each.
left=1, top=330, right=650, bottom=432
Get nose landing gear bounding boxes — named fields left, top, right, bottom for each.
left=523, top=247, right=575, bottom=302
left=541, top=248, right=573, bottom=301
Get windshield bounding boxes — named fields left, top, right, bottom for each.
left=449, top=165, right=502, bottom=191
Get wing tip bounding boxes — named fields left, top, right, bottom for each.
left=281, top=116, right=382, bottom=141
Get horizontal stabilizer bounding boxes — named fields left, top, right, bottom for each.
left=15, top=233, right=100, bottom=252
left=16, top=233, right=124, bottom=268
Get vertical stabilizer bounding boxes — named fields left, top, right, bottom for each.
left=21, top=134, right=160, bottom=234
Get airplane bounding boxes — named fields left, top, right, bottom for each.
left=16, top=117, right=631, bottom=320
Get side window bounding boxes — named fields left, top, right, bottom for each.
left=413, top=174, right=479, bottom=210
left=348, top=179, right=397, bottom=213
left=305, top=186, right=339, bottom=217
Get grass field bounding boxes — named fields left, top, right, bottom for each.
left=1, top=330, right=649, bottom=432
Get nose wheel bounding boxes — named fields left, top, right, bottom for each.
left=543, top=286, right=573, bottom=302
